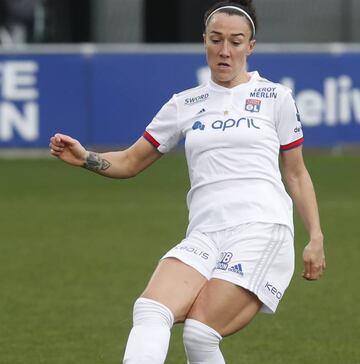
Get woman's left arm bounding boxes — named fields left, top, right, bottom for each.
left=280, top=146, right=326, bottom=281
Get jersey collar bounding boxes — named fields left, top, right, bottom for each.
left=208, top=71, right=260, bottom=92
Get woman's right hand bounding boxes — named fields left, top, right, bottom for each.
left=49, top=133, right=88, bottom=167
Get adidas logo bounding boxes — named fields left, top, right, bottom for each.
left=228, top=263, right=244, bottom=276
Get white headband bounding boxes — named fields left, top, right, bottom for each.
left=205, top=5, right=256, bottom=38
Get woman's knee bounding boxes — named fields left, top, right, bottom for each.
left=187, top=279, right=262, bottom=336
left=141, top=258, right=207, bottom=322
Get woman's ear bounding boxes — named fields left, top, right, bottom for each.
left=247, top=39, right=256, bottom=56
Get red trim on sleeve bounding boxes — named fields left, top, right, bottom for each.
left=143, top=131, right=160, bottom=148
left=280, top=137, right=304, bottom=151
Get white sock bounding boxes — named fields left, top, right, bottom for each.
left=123, top=297, right=174, bottom=364
left=183, top=319, right=225, bottom=364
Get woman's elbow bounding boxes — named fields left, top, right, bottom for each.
left=123, top=161, right=142, bottom=178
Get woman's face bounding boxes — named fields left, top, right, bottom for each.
left=204, top=12, right=256, bottom=88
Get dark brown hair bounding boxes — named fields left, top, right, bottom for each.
left=204, top=0, right=258, bottom=39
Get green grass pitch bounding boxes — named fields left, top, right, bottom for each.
left=0, top=153, right=359, bottom=364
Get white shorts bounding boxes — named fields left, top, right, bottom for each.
left=162, top=222, right=294, bottom=313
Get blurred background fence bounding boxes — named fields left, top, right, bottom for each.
left=0, top=0, right=360, bottom=149
left=1, top=0, right=360, bottom=44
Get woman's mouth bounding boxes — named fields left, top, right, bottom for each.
left=217, top=62, right=231, bottom=69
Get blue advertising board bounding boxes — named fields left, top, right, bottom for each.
left=0, top=46, right=359, bottom=148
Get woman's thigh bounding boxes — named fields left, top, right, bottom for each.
left=141, top=257, right=207, bottom=322
left=187, top=278, right=262, bottom=337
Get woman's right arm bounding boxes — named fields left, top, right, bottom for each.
left=49, top=133, right=163, bottom=178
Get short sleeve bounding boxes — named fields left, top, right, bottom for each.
left=276, top=90, right=304, bottom=151
left=143, top=96, right=182, bottom=154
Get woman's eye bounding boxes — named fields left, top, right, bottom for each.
left=211, top=39, right=221, bottom=43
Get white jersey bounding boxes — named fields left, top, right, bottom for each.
left=144, top=71, right=303, bottom=235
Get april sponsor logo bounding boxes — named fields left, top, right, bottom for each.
left=0, top=61, right=39, bottom=142
left=192, top=117, right=260, bottom=132
left=216, top=252, right=233, bottom=270
left=212, top=117, right=260, bottom=131
left=175, top=245, right=209, bottom=260
left=281, top=75, right=360, bottom=127
left=185, top=93, right=209, bottom=106
left=265, top=282, right=283, bottom=300
left=249, top=87, right=277, bottom=99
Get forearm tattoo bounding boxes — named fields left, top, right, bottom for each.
left=83, top=151, right=111, bottom=172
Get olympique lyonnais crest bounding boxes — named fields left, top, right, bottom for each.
left=245, top=99, right=261, bottom=113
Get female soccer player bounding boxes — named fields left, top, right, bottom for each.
left=49, top=1, right=326, bottom=363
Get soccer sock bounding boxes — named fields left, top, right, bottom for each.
left=123, top=297, right=174, bottom=364
left=183, top=318, right=225, bottom=364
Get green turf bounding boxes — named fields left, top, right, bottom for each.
left=0, top=153, right=359, bottom=364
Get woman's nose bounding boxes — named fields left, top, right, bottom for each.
left=219, top=41, right=230, bottom=57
